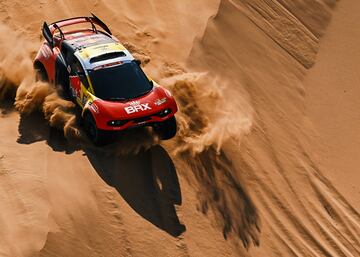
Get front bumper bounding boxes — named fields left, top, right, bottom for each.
left=94, top=107, right=177, bottom=131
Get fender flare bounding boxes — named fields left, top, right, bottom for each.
left=33, top=61, right=49, bottom=81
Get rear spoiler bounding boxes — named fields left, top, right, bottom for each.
left=42, top=13, right=112, bottom=46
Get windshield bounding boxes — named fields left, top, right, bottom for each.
left=88, top=62, right=153, bottom=100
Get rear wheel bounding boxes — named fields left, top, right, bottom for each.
left=83, top=113, right=106, bottom=146
left=154, top=116, right=177, bottom=140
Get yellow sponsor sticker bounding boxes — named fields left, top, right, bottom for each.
left=77, top=43, right=126, bottom=59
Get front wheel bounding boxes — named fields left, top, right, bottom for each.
left=154, top=116, right=177, bottom=140
left=83, top=113, right=106, bottom=146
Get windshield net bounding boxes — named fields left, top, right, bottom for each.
left=88, top=62, right=152, bottom=100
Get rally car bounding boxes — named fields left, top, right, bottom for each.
left=34, top=14, right=178, bottom=145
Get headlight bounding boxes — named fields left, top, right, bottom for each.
left=154, top=97, right=167, bottom=106
left=157, top=108, right=172, bottom=117
left=107, top=120, right=128, bottom=127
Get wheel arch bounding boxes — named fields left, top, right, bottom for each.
left=82, top=108, right=99, bottom=126
left=34, top=60, right=49, bottom=81
left=82, top=108, right=93, bottom=119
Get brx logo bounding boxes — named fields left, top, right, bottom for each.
left=124, top=102, right=151, bottom=114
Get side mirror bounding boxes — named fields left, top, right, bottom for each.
left=134, top=59, right=141, bottom=66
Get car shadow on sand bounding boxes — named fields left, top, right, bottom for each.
left=16, top=111, right=186, bottom=237
left=86, top=145, right=185, bottom=236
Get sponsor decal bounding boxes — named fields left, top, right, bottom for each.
left=68, top=34, right=107, bottom=47
left=93, top=61, right=123, bottom=71
left=92, top=44, right=110, bottom=50
left=89, top=102, right=99, bottom=114
left=129, top=100, right=140, bottom=106
left=164, top=89, right=172, bottom=97
left=41, top=46, right=51, bottom=59
left=124, top=102, right=151, bottom=114
left=70, top=86, right=80, bottom=98
left=154, top=98, right=167, bottom=106
left=78, top=43, right=125, bottom=59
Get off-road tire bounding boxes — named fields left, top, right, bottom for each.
left=83, top=113, right=106, bottom=146
left=155, top=116, right=177, bottom=140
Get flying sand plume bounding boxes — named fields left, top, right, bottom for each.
left=161, top=72, right=253, bottom=154
left=0, top=24, right=84, bottom=142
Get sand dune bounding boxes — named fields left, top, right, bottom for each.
left=0, top=0, right=360, bottom=256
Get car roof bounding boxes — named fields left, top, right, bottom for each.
left=63, top=32, right=114, bottom=50
left=62, top=32, right=135, bottom=70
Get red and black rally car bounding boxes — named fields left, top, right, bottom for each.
left=34, top=14, right=178, bottom=145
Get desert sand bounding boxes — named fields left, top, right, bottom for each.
left=0, top=0, right=359, bottom=256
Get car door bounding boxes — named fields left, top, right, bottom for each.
left=69, top=58, right=94, bottom=108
